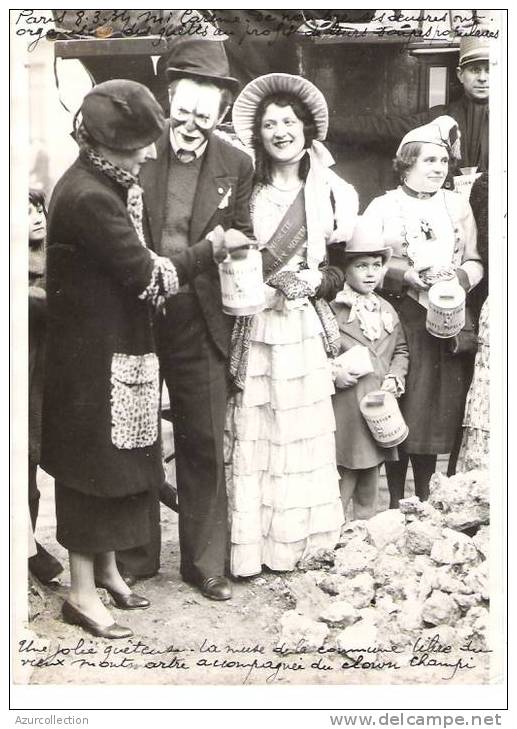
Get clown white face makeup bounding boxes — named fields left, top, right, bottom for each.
left=260, top=103, right=306, bottom=165
left=169, top=78, right=224, bottom=153
left=405, top=143, right=449, bottom=193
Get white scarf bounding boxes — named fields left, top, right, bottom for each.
left=335, top=282, right=394, bottom=342
left=303, top=141, right=341, bottom=269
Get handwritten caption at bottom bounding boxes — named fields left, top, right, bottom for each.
left=17, top=634, right=490, bottom=683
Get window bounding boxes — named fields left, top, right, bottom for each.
left=428, top=66, right=448, bottom=107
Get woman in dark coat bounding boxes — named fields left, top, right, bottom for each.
left=41, top=80, right=236, bottom=638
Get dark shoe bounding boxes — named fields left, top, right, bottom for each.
left=159, top=481, right=179, bottom=513
left=184, top=575, right=232, bottom=601
left=28, top=543, right=63, bottom=584
left=61, top=601, right=133, bottom=639
left=95, top=582, right=150, bottom=610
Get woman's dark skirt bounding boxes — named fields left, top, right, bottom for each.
left=55, top=481, right=151, bottom=553
left=398, top=296, right=469, bottom=455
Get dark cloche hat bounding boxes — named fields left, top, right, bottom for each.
left=81, top=80, right=165, bottom=151
left=165, top=38, right=240, bottom=93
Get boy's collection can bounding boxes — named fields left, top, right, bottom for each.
left=359, top=390, right=409, bottom=448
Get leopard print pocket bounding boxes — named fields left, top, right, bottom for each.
left=110, top=353, right=160, bottom=449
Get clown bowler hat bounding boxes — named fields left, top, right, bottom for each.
left=81, top=80, right=165, bottom=151
left=343, top=217, right=392, bottom=264
left=164, top=38, right=240, bottom=93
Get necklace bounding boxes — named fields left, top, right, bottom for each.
left=270, top=180, right=303, bottom=192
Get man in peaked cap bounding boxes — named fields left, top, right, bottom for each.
left=328, top=33, right=490, bottom=175
left=118, top=38, right=254, bottom=601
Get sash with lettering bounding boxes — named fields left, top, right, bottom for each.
left=229, top=187, right=339, bottom=390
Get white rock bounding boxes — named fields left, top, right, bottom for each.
left=456, top=606, right=490, bottom=651
left=473, top=525, right=490, bottom=559
left=287, top=572, right=328, bottom=617
left=451, top=592, right=483, bottom=611
left=334, top=538, right=378, bottom=577
left=277, top=611, right=329, bottom=653
left=366, top=509, right=405, bottom=550
left=338, top=573, right=375, bottom=609
left=297, top=548, right=335, bottom=571
left=406, top=520, right=442, bottom=555
left=461, top=561, right=489, bottom=600
left=396, top=601, right=424, bottom=632
left=399, top=496, right=425, bottom=515
left=430, top=529, right=479, bottom=565
left=429, top=470, right=489, bottom=530
left=317, top=574, right=344, bottom=597
left=432, top=565, right=467, bottom=594
left=318, top=601, right=359, bottom=628
left=422, top=590, right=462, bottom=626
left=356, top=607, right=384, bottom=626
left=336, top=520, right=370, bottom=549
left=413, top=554, right=435, bottom=574
left=375, top=594, right=399, bottom=615
left=335, top=620, right=378, bottom=652
left=418, top=625, right=459, bottom=648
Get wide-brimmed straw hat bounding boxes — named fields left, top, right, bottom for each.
left=396, top=115, right=461, bottom=161
left=81, top=79, right=165, bottom=151
left=343, top=217, right=392, bottom=264
left=232, top=73, right=329, bottom=148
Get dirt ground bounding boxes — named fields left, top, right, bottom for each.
left=18, top=455, right=489, bottom=688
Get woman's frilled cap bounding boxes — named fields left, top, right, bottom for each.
left=81, top=80, right=165, bottom=151
left=343, top=216, right=392, bottom=264
left=459, top=34, right=490, bottom=67
left=232, top=73, right=329, bottom=148
left=164, top=38, right=240, bottom=93
left=396, top=115, right=462, bottom=161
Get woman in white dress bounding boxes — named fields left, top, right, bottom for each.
left=226, top=73, right=358, bottom=577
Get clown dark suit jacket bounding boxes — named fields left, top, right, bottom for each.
left=41, top=157, right=215, bottom=507
left=116, top=125, right=254, bottom=580
left=142, top=124, right=255, bottom=355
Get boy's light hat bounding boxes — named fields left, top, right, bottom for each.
left=344, top=216, right=392, bottom=264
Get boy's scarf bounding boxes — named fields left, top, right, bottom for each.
left=334, top=282, right=384, bottom=342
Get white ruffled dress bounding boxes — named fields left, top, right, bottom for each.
left=225, top=183, right=343, bottom=577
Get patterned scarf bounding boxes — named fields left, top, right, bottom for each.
left=76, top=124, right=146, bottom=247
left=334, top=282, right=385, bottom=342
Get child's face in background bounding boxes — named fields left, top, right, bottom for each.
left=345, top=254, right=384, bottom=295
left=29, top=201, right=46, bottom=243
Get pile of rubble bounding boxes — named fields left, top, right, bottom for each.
left=276, top=469, right=490, bottom=655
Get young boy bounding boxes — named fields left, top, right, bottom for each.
left=331, top=216, right=409, bottom=520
